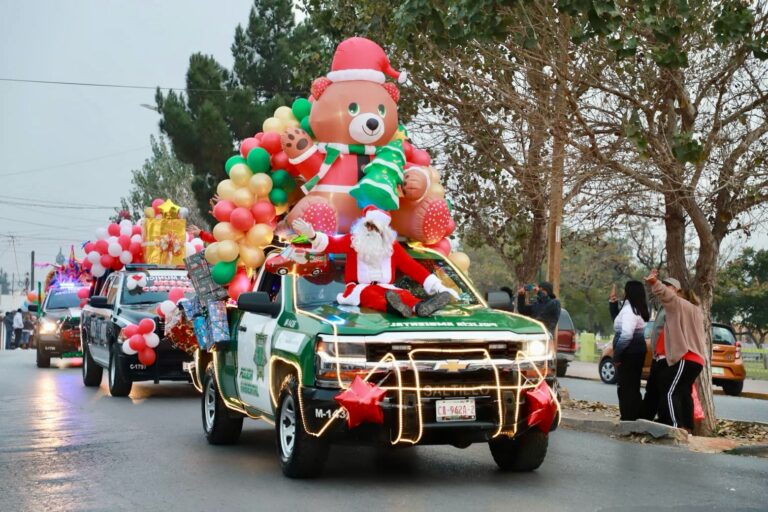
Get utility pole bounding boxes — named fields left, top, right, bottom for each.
left=30, top=251, right=35, bottom=292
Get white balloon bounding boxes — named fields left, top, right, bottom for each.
left=87, top=251, right=101, bottom=264
left=185, top=242, right=196, bottom=257
left=122, top=341, right=137, bottom=355
left=92, top=263, right=106, bottom=277
left=95, top=227, right=108, bottom=240
left=119, top=251, right=133, bottom=264
left=119, top=219, right=132, bottom=236
left=191, top=237, right=203, bottom=246
left=144, top=332, right=160, bottom=348
left=108, top=243, right=122, bottom=257
left=179, top=207, right=189, bottom=219
left=130, top=234, right=143, bottom=244
left=126, top=279, right=137, bottom=291
left=160, top=300, right=176, bottom=316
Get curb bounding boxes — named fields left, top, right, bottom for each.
left=561, top=414, right=688, bottom=445
left=725, top=443, right=768, bottom=457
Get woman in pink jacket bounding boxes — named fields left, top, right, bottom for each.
left=645, top=269, right=708, bottom=432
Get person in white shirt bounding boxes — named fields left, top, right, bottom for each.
left=12, top=308, right=24, bottom=350
left=609, top=281, right=650, bottom=420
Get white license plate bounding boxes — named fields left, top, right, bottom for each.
left=712, top=367, right=725, bottom=376
left=436, top=399, right=476, bottom=422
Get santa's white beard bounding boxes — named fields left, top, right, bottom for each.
left=351, top=221, right=395, bottom=266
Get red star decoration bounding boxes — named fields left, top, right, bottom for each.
left=525, top=380, right=558, bottom=433
left=334, top=376, right=387, bottom=428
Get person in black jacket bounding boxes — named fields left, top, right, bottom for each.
left=516, top=281, right=561, bottom=336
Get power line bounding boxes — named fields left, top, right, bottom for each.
left=0, top=194, right=115, bottom=209
left=0, top=199, right=115, bottom=211
left=0, top=215, right=94, bottom=231
left=0, top=145, right=149, bottom=177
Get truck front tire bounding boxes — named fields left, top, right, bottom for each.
left=202, top=364, right=243, bottom=445
left=489, top=429, right=549, bottom=472
left=108, top=344, right=132, bottom=397
left=82, top=343, right=103, bottom=387
left=276, top=375, right=329, bottom=478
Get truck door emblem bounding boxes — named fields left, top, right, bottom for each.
left=253, top=333, right=267, bottom=380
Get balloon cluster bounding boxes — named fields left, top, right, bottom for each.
left=77, top=287, right=90, bottom=308
left=143, top=197, right=190, bottom=221
left=121, top=318, right=160, bottom=366
left=155, top=286, right=187, bottom=319
left=83, top=220, right=143, bottom=278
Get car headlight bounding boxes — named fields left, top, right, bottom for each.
left=39, top=319, right=58, bottom=334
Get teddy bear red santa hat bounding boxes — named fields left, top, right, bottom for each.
left=326, top=37, right=407, bottom=84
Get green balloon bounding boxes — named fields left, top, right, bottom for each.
left=269, top=188, right=288, bottom=206
left=247, top=147, right=271, bottom=173
left=211, top=260, right=237, bottom=285
left=292, top=98, right=312, bottom=120
left=271, top=169, right=290, bottom=188
left=300, top=116, right=314, bottom=138
left=225, top=155, right=246, bottom=175
left=282, top=174, right=296, bottom=193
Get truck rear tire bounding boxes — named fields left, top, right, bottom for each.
left=489, top=429, right=549, bottom=472
left=276, top=375, right=329, bottom=478
left=82, top=343, right=103, bottom=387
left=36, top=348, right=51, bottom=368
left=108, top=344, right=132, bottom=397
left=202, top=364, right=243, bottom=445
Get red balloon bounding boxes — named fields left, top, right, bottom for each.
left=138, top=318, right=155, bottom=335
left=77, top=288, right=90, bottom=299
left=118, top=235, right=131, bottom=250
left=155, top=304, right=165, bottom=318
left=107, top=223, right=120, bottom=237
left=251, top=200, right=276, bottom=224
left=230, top=207, right=255, bottom=232
left=271, top=151, right=290, bottom=170
left=227, top=270, right=251, bottom=301
left=123, top=324, right=139, bottom=337
left=152, top=198, right=164, bottom=208
left=240, top=137, right=260, bottom=159
left=254, top=132, right=264, bottom=141
left=403, top=140, right=415, bottom=161
left=411, top=148, right=431, bottom=166
left=82, top=259, right=92, bottom=270
left=84, top=242, right=95, bottom=253
left=100, top=254, right=114, bottom=268
left=94, top=239, right=109, bottom=254
left=426, top=238, right=451, bottom=257
left=79, top=299, right=88, bottom=308
left=260, top=132, right=282, bottom=155
left=128, top=334, right=146, bottom=352
left=138, top=348, right=156, bottom=366
left=110, top=258, right=123, bottom=271
left=168, top=287, right=185, bottom=303
left=213, top=200, right=236, bottom=223
left=132, top=225, right=143, bottom=236
left=129, top=242, right=142, bottom=255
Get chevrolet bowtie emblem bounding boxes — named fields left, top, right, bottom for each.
left=435, top=360, right=469, bottom=372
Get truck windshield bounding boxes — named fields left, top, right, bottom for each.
left=121, top=272, right=192, bottom=305
left=46, top=288, right=84, bottom=309
left=296, top=252, right=480, bottom=309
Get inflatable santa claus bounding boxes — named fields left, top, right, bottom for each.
left=293, top=206, right=458, bottom=317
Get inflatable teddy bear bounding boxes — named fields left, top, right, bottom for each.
left=281, top=37, right=454, bottom=244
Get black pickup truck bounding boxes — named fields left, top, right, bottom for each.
left=80, top=265, right=193, bottom=396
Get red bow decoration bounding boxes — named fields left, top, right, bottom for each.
left=525, top=380, right=558, bottom=433
left=334, top=376, right=386, bottom=428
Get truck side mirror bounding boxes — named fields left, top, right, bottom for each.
left=27, top=304, right=38, bottom=313
left=238, top=292, right=281, bottom=318
left=89, top=296, right=112, bottom=309
left=486, top=290, right=513, bottom=311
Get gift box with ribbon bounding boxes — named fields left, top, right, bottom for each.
left=193, top=316, right=212, bottom=350
left=205, top=299, right=231, bottom=345
left=144, top=218, right=186, bottom=266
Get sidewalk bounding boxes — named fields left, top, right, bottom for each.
left=566, top=360, right=768, bottom=399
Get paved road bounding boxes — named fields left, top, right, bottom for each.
left=1, top=351, right=766, bottom=512
left=560, top=377, right=768, bottom=424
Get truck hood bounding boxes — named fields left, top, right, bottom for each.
left=118, top=304, right=160, bottom=325
left=305, top=303, right=546, bottom=337
left=43, top=307, right=81, bottom=321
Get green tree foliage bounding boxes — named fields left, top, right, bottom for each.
left=119, top=135, right=208, bottom=228
left=461, top=244, right=517, bottom=297
left=156, top=0, right=328, bottom=224
left=713, top=249, right=768, bottom=347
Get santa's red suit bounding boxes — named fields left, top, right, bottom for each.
left=307, top=209, right=450, bottom=312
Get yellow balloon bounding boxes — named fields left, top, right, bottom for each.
left=233, top=187, right=255, bottom=208
left=428, top=166, right=442, bottom=182
left=449, top=251, right=470, bottom=273
left=246, top=223, right=274, bottom=248
left=283, top=118, right=300, bottom=130
left=229, top=163, right=253, bottom=187
left=248, top=173, right=273, bottom=196
left=217, top=179, right=237, bottom=201
left=213, top=222, right=239, bottom=241
left=274, top=203, right=289, bottom=216
left=217, top=240, right=240, bottom=262
left=204, top=243, right=220, bottom=264
left=274, top=106, right=295, bottom=122
left=144, top=207, right=155, bottom=218
left=239, top=245, right=266, bottom=268
left=263, top=117, right=284, bottom=134
left=429, top=182, right=445, bottom=198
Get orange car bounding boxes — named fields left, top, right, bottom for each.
left=598, top=322, right=746, bottom=396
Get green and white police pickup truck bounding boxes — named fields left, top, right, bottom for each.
left=191, top=245, right=560, bottom=478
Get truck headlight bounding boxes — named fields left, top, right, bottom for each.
left=315, top=337, right=367, bottom=387
left=525, top=337, right=555, bottom=363
left=527, top=340, right=548, bottom=357
left=39, top=319, right=57, bottom=334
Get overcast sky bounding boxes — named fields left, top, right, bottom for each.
left=0, top=0, right=255, bottom=286
left=1, top=1, right=766, bottom=291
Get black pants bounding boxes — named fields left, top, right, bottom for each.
left=658, top=360, right=703, bottom=431
left=641, top=358, right=666, bottom=421
left=13, top=328, right=22, bottom=348
left=616, top=351, right=646, bottom=420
